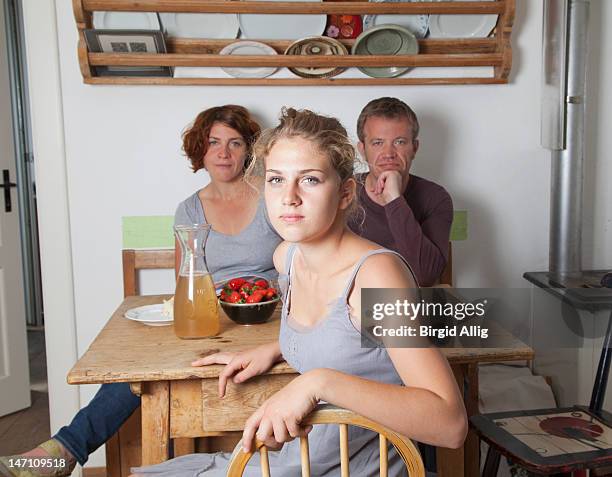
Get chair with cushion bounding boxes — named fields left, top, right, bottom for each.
left=226, top=404, right=426, bottom=477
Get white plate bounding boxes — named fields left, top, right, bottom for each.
left=93, top=12, right=161, bottom=30
left=428, top=0, right=498, bottom=38
left=239, top=0, right=327, bottom=40
left=220, top=41, right=278, bottom=78
left=363, top=0, right=429, bottom=39
left=124, top=304, right=173, bottom=327
left=160, top=13, right=239, bottom=39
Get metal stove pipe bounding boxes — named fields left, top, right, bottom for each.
left=549, top=0, right=589, bottom=272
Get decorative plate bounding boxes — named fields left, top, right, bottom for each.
left=285, top=36, right=348, bottom=78
left=159, top=13, right=239, bottom=39
left=352, top=24, right=419, bottom=78
left=219, top=41, right=279, bottom=78
left=428, top=0, right=498, bottom=38
left=325, top=15, right=363, bottom=40
left=363, top=0, right=429, bottom=39
left=239, top=0, right=327, bottom=40
left=92, top=12, right=161, bottom=30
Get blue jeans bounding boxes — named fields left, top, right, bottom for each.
left=53, top=383, right=141, bottom=465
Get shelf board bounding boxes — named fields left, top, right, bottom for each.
left=166, top=38, right=500, bottom=55
left=84, top=76, right=507, bottom=86
left=81, top=0, right=506, bottom=15
left=89, top=52, right=503, bottom=68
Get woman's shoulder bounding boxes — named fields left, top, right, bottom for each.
left=174, top=189, right=205, bottom=225
left=353, top=246, right=417, bottom=289
left=272, top=241, right=293, bottom=274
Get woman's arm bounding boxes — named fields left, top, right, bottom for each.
left=334, top=252, right=467, bottom=447
left=309, top=350, right=467, bottom=449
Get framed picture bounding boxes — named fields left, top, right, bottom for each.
left=84, top=29, right=172, bottom=77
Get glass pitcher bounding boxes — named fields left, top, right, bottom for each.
left=173, top=224, right=220, bottom=339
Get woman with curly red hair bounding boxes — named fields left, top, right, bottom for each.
left=174, top=105, right=281, bottom=283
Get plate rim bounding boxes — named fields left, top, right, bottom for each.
left=219, top=40, right=279, bottom=78
left=124, top=303, right=173, bottom=324
left=284, top=36, right=348, bottom=78
left=238, top=0, right=327, bottom=40
left=159, top=12, right=239, bottom=39
left=428, top=0, right=498, bottom=39
left=362, top=0, right=429, bottom=39
left=352, top=24, right=418, bottom=78
left=93, top=11, right=161, bottom=30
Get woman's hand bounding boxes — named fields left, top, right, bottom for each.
left=241, top=371, right=323, bottom=452
left=191, top=341, right=282, bottom=397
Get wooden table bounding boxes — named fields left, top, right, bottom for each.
left=68, top=295, right=534, bottom=477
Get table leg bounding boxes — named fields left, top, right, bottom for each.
left=464, top=364, right=480, bottom=477
left=141, top=381, right=170, bottom=466
left=437, top=364, right=466, bottom=477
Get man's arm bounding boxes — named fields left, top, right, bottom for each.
left=384, top=192, right=453, bottom=286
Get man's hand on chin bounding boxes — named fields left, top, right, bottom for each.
left=371, top=171, right=405, bottom=205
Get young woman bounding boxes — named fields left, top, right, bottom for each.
left=0, top=105, right=282, bottom=477
left=131, top=108, right=467, bottom=477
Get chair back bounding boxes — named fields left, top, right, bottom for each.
left=122, top=248, right=175, bottom=297
left=438, top=242, right=453, bottom=286
left=226, top=404, right=425, bottom=477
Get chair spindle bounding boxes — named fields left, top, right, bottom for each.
left=300, top=435, right=311, bottom=477
left=340, top=423, right=349, bottom=477
left=379, top=434, right=388, bottom=477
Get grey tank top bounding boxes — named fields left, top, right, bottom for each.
left=278, top=244, right=405, bottom=382
left=275, top=245, right=414, bottom=477
left=174, top=191, right=282, bottom=284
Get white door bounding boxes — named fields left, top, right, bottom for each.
left=0, top=0, right=31, bottom=417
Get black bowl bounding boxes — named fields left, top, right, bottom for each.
left=219, top=297, right=280, bottom=325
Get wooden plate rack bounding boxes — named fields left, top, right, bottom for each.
left=72, top=0, right=515, bottom=86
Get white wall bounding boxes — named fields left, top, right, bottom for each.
left=28, top=0, right=612, bottom=468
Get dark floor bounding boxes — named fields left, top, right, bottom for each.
left=0, top=330, right=50, bottom=455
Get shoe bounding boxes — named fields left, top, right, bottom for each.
left=0, top=440, right=76, bottom=477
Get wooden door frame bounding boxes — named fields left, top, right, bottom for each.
left=21, top=0, right=80, bottom=442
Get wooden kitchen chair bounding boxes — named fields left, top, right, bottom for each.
left=121, top=248, right=175, bottom=297
left=438, top=242, right=453, bottom=287
left=226, top=404, right=426, bottom=477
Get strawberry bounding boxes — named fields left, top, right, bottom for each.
left=227, top=291, right=241, bottom=303
left=254, top=279, right=269, bottom=289
left=228, top=278, right=246, bottom=290
left=246, top=293, right=263, bottom=304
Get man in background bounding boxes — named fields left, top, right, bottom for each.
left=350, top=97, right=453, bottom=286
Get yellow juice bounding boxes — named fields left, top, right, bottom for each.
left=174, top=273, right=219, bottom=339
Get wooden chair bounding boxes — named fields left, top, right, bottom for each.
left=226, top=404, right=426, bottom=477
left=121, top=248, right=175, bottom=297
left=471, top=306, right=612, bottom=476
left=438, top=242, right=453, bottom=287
